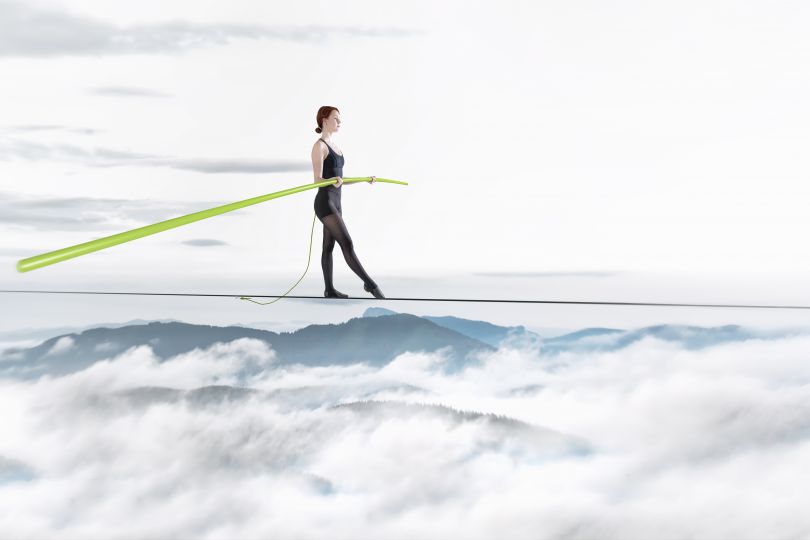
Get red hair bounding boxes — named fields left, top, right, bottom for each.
left=315, top=106, right=340, bottom=134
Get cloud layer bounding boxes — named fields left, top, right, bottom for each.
left=0, top=190, right=243, bottom=232
left=2, top=327, right=810, bottom=538
left=0, top=138, right=310, bottom=174
left=0, top=1, right=422, bottom=58
left=88, top=86, right=171, bottom=98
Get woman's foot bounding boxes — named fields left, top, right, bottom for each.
left=324, top=288, right=349, bottom=298
left=364, top=282, right=385, bottom=299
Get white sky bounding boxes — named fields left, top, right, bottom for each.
left=2, top=0, right=810, bottom=331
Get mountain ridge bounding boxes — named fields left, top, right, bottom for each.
left=0, top=314, right=496, bottom=379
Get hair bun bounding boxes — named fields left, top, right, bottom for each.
left=315, top=106, right=339, bottom=136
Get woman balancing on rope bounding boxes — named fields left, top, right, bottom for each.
left=312, top=106, right=385, bottom=299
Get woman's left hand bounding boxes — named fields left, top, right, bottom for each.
left=369, top=175, right=376, bottom=184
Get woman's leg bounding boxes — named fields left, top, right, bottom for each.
left=321, top=223, right=337, bottom=291
left=321, top=212, right=377, bottom=289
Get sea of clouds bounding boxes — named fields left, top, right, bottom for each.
left=2, top=329, right=810, bottom=539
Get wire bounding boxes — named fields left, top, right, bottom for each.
left=7, top=197, right=810, bottom=311
left=1, top=289, right=809, bottom=310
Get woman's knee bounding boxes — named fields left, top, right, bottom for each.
left=339, top=236, right=355, bottom=252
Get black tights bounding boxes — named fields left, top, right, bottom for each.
left=320, top=212, right=376, bottom=291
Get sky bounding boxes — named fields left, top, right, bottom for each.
left=2, top=0, right=810, bottom=331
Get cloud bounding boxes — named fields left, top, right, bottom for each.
left=1, top=326, right=810, bottom=537
left=0, top=190, right=244, bottom=232
left=43, top=336, right=74, bottom=356
left=137, top=157, right=310, bottom=174
left=0, top=247, right=33, bottom=256
left=4, top=124, right=100, bottom=135
left=0, top=138, right=310, bottom=174
left=0, top=138, right=153, bottom=161
left=89, top=86, right=171, bottom=98
left=0, top=2, right=424, bottom=58
left=93, top=342, right=117, bottom=353
left=90, top=86, right=169, bottom=97
left=181, top=239, right=228, bottom=247
left=473, top=271, right=619, bottom=278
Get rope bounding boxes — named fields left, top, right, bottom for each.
left=239, top=213, right=317, bottom=305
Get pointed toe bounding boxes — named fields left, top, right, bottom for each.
left=363, top=283, right=385, bottom=299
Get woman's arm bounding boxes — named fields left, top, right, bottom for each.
left=311, top=141, right=343, bottom=187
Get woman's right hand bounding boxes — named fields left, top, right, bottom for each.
left=333, top=176, right=343, bottom=188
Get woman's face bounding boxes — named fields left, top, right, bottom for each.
left=324, top=111, right=341, bottom=133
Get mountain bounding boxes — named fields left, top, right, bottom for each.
left=362, top=310, right=785, bottom=354
left=2, top=305, right=796, bottom=382
left=363, top=307, right=538, bottom=347
left=0, top=318, right=180, bottom=343
left=0, top=314, right=496, bottom=379
left=541, top=324, right=775, bottom=354
left=543, top=327, right=624, bottom=343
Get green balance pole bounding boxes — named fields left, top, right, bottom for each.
left=16, top=177, right=407, bottom=273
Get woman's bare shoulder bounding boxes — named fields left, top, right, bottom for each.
left=312, top=138, right=327, bottom=155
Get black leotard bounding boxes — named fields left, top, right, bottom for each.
left=313, top=139, right=344, bottom=220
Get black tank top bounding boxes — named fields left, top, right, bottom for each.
left=319, top=138, right=344, bottom=192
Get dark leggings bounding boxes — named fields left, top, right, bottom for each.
left=320, top=210, right=376, bottom=291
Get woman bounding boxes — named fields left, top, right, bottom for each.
left=312, top=106, right=385, bottom=299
